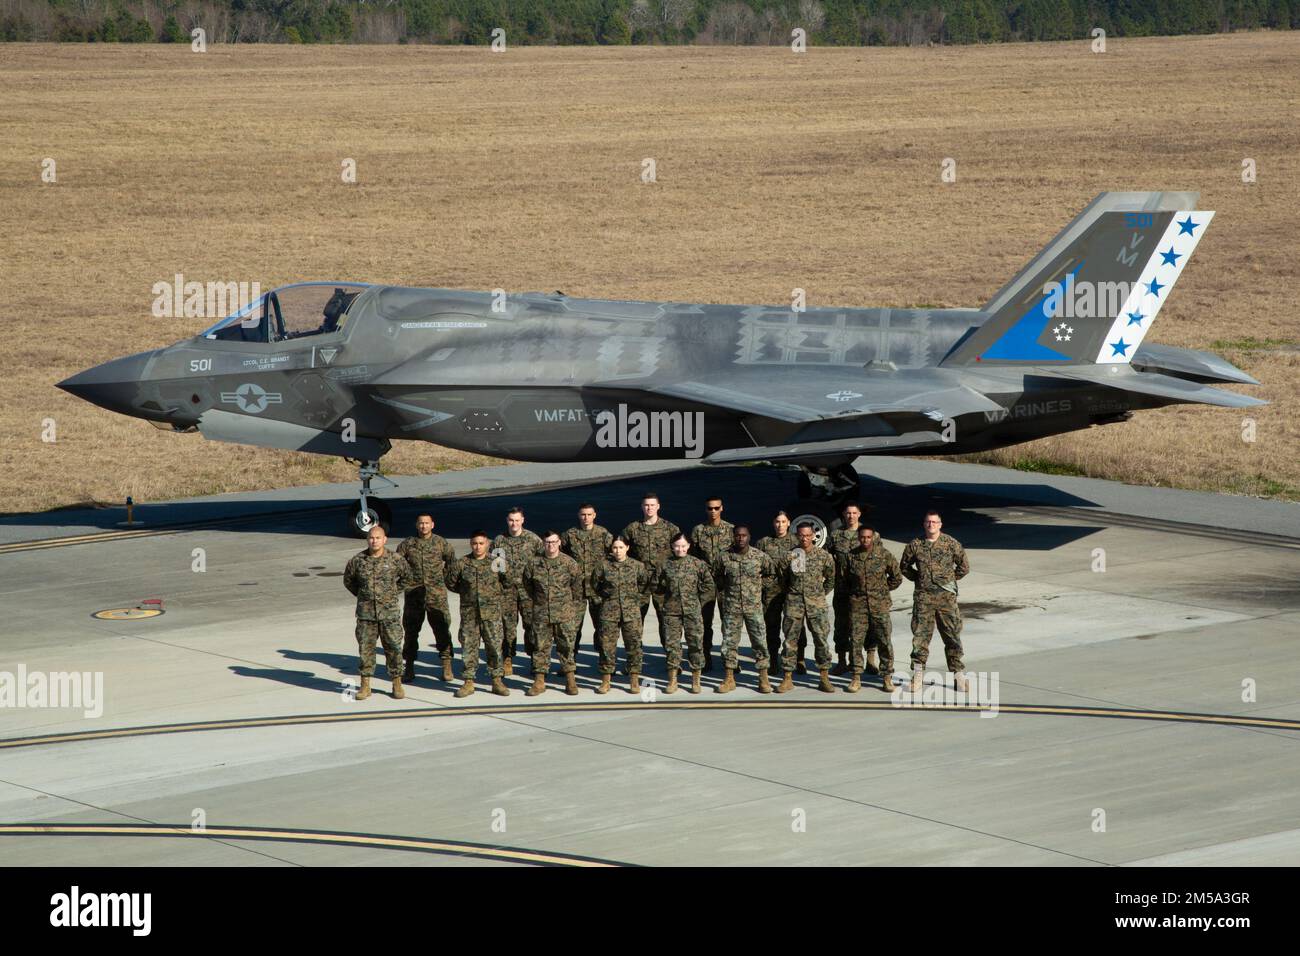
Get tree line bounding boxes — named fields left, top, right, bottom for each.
left=2, top=0, right=1296, bottom=45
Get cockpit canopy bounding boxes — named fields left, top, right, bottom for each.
left=201, top=282, right=371, bottom=343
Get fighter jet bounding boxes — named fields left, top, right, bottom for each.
left=60, top=192, right=1263, bottom=537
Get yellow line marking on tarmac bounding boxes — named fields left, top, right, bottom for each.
left=0, top=528, right=177, bottom=553
left=2, top=700, right=1297, bottom=752
left=0, top=824, right=622, bottom=866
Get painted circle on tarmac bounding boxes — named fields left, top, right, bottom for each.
left=92, top=607, right=164, bottom=621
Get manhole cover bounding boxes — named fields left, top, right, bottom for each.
left=92, top=607, right=165, bottom=621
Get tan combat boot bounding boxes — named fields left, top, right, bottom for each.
left=665, top=668, right=679, bottom=694
left=441, top=653, right=454, bottom=682
left=865, top=647, right=880, bottom=676
left=910, top=668, right=923, bottom=693
left=953, top=672, right=969, bottom=693
left=882, top=674, right=896, bottom=692
left=391, top=675, right=405, bottom=700
left=526, top=673, right=546, bottom=697
left=503, top=657, right=514, bottom=677
left=818, top=668, right=835, bottom=693
left=596, top=674, right=611, bottom=695
left=628, top=673, right=641, bottom=694
left=565, top=673, right=579, bottom=696
left=757, top=667, right=772, bottom=694
left=356, top=676, right=372, bottom=701
left=846, top=674, right=861, bottom=694
left=775, top=670, right=794, bottom=694
left=454, top=679, right=475, bottom=699
left=830, top=654, right=849, bottom=676
left=491, top=676, right=510, bottom=696
left=690, top=669, right=702, bottom=694
left=715, top=667, right=736, bottom=694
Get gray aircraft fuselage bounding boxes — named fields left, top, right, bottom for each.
left=61, top=284, right=1145, bottom=467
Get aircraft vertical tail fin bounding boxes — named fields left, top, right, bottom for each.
left=939, top=192, right=1212, bottom=367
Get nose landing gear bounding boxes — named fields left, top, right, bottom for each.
left=788, top=463, right=862, bottom=547
left=348, top=459, right=396, bottom=536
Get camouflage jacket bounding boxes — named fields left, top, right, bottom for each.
left=522, top=553, right=584, bottom=625
left=561, top=524, right=613, bottom=600
left=592, top=557, right=651, bottom=616
left=900, top=533, right=970, bottom=594
left=689, top=520, right=735, bottom=567
left=825, top=525, right=863, bottom=585
left=344, top=548, right=417, bottom=621
left=620, top=518, right=681, bottom=574
left=445, top=554, right=508, bottom=617
left=844, top=543, right=903, bottom=612
left=655, top=554, right=717, bottom=616
left=782, top=546, right=836, bottom=610
left=491, top=529, right=543, bottom=591
left=755, top=533, right=798, bottom=605
left=396, top=534, right=457, bottom=605
left=713, top=547, right=775, bottom=611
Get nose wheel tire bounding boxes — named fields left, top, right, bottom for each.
left=787, top=500, right=838, bottom=549
left=350, top=497, right=392, bottom=537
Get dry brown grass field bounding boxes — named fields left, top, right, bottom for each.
left=2, top=34, right=1298, bottom=515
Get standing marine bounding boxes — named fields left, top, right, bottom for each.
left=899, top=510, right=970, bottom=693
left=445, top=530, right=511, bottom=698
left=655, top=532, right=717, bottom=694
left=843, top=525, right=903, bottom=693
left=591, top=535, right=652, bottom=694
left=396, top=512, right=458, bottom=683
left=778, top=522, right=837, bottom=694
left=492, top=506, right=543, bottom=675
left=522, top=530, right=585, bottom=697
left=344, top=524, right=418, bottom=701
left=712, top=525, right=775, bottom=694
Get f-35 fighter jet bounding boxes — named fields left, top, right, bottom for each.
left=60, top=192, right=1263, bottom=536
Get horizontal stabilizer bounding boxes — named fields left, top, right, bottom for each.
left=1049, top=367, right=1267, bottom=408
left=704, top=431, right=948, bottom=465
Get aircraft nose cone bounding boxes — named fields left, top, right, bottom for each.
left=57, top=351, right=155, bottom=417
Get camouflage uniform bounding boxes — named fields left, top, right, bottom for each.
left=522, top=552, right=584, bottom=676
left=756, top=532, right=803, bottom=669
left=396, top=533, right=457, bottom=669
left=690, top=520, right=734, bottom=660
left=825, top=525, right=862, bottom=656
left=899, top=533, right=970, bottom=672
left=592, top=557, right=651, bottom=676
left=621, top=518, right=680, bottom=645
left=655, top=553, right=716, bottom=671
left=492, top=529, right=543, bottom=658
left=781, top=546, right=836, bottom=672
left=561, top=523, right=613, bottom=654
left=344, top=547, right=417, bottom=679
left=843, top=541, right=903, bottom=677
left=445, top=553, right=509, bottom=680
left=713, top=547, right=774, bottom=670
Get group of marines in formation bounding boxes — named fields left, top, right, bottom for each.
left=343, top=493, right=971, bottom=701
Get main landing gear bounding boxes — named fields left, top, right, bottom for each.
left=788, top=463, right=861, bottom=547
left=348, top=459, right=396, bottom=537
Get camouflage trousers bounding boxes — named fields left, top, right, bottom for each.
left=832, top=592, right=852, bottom=654
left=599, top=607, right=644, bottom=676
left=765, top=596, right=806, bottom=672
left=356, top=617, right=403, bottom=679
left=783, top=602, right=832, bottom=671
left=502, top=591, right=535, bottom=658
left=720, top=602, right=768, bottom=670
left=460, top=608, right=505, bottom=680
left=849, top=600, right=894, bottom=677
left=662, top=612, right=705, bottom=671
left=533, top=620, right=578, bottom=675
left=402, top=592, right=453, bottom=665
left=910, top=590, right=964, bottom=672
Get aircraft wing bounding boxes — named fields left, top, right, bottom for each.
left=609, top=365, right=1004, bottom=424
left=703, top=430, right=949, bottom=464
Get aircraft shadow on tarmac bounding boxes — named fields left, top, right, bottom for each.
left=7, top=465, right=1108, bottom=552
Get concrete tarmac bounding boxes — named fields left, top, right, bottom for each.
left=2, top=458, right=1298, bottom=866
